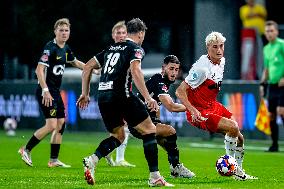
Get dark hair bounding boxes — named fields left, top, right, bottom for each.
left=126, top=18, right=147, bottom=34
left=265, top=20, right=278, bottom=30
left=163, top=55, right=180, bottom=64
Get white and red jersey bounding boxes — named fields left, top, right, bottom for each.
left=184, top=55, right=225, bottom=109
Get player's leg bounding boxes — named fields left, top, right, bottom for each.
left=126, top=96, right=173, bottom=187
left=48, top=118, right=71, bottom=168
left=216, top=116, right=257, bottom=180
left=105, top=134, right=116, bottom=166
left=47, top=95, right=70, bottom=167
left=18, top=118, right=57, bottom=166
left=267, top=93, right=279, bottom=152
left=82, top=101, right=124, bottom=185
left=156, top=123, right=195, bottom=178
left=18, top=88, right=58, bottom=166
left=115, top=125, right=136, bottom=167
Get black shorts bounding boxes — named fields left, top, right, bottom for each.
left=267, top=85, right=284, bottom=113
left=36, top=87, right=65, bottom=119
left=98, top=94, right=149, bottom=133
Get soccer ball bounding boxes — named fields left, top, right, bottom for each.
left=215, top=155, right=237, bottom=176
left=3, top=118, right=17, bottom=136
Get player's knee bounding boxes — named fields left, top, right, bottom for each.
left=128, top=127, right=143, bottom=139
left=228, top=120, right=239, bottom=137
left=58, top=122, right=66, bottom=135
left=111, top=126, right=125, bottom=143
left=237, top=132, right=244, bottom=146
left=141, top=133, right=157, bottom=145
left=167, top=126, right=176, bottom=136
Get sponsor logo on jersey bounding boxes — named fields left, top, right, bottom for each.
left=56, top=56, right=62, bottom=60
left=41, top=54, right=48, bottom=62
left=134, top=49, right=143, bottom=59
left=109, top=45, right=127, bottom=51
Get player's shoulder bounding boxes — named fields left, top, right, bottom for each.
left=147, top=73, right=162, bottom=84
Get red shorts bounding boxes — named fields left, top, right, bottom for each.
left=186, top=101, right=232, bottom=133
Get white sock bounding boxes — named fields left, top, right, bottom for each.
left=224, top=134, right=237, bottom=157
left=90, top=154, right=99, bottom=164
left=235, top=145, right=244, bottom=170
left=150, top=171, right=161, bottom=179
left=116, top=131, right=129, bottom=162
left=106, top=152, right=112, bottom=159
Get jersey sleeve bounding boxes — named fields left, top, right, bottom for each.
left=129, top=47, right=145, bottom=64
left=38, top=43, right=52, bottom=67
left=184, top=66, right=209, bottom=89
left=94, top=50, right=105, bottom=68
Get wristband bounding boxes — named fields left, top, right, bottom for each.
left=42, top=87, right=49, bottom=96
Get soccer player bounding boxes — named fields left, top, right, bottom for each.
left=18, top=18, right=86, bottom=168
left=132, top=54, right=195, bottom=178
left=76, top=18, right=173, bottom=186
left=175, top=31, right=258, bottom=181
left=105, top=21, right=135, bottom=167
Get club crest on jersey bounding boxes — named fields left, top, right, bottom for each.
left=43, top=50, right=50, bottom=56
left=162, top=85, right=168, bottom=92
left=41, top=54, right=48, bottom=62
left=134, top=49, right=143, bottom=59
left=50, top=109, right=57, bottom=117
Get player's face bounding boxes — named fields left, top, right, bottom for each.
left=164, top=62, right=180, bottom=82
left=54, top=24, right=70, bottom=43
left=112, top=27, right=127, bottom=43
left=265, top=25, right=278, bottom=42
left=207, top=42, right=224, bottom=63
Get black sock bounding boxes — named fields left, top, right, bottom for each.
left=50, top=144, right=61, bottom=159
left=142, top=133, right=158, bottom=172
left=95, top=136, right=121, bottom=159
left=270, top=120, right=278, bottom=147
left=164, top=134, right=180, bottom=167
left=25, top=135, right=41, bottom=152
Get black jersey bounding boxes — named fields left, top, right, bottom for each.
left=138, top=73, right=171, bottom=119
left=95, top=39, right=145, bottom=99
left=38, top=39, right=76, bottom=91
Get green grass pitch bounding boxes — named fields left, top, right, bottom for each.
left=0, top=130, right=284, bottom=188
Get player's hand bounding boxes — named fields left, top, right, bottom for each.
left=76, top=94, right=90, bottom=109
left=278, top=78, right=284, bottom=87
left=188, top=106, right=204, bottom=122
left=259, top=85, right=265, bottom=97
left=42, top=91, right=54, bottom=107
left=146, top=97, right=159, bottom=112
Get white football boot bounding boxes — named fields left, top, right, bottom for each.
left=83, top=156, right=96, bottom=185
left=233, top=166, right=258, bottom=181
left=148, top=176, right=174, bottom=187
left=18, top=146, right=33, bottom=166
left=170, top=163, right=195, bottom=178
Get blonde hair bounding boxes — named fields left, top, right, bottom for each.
left=205, top=31, right=226, bottom=46
left=54, top=18, right=70, bottom=30
left=112, top=21, right=126, bottom=34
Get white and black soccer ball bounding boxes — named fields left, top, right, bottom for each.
left=3, top=118, right=17, bottom=136
left=215, top=154, right=237, bottom=176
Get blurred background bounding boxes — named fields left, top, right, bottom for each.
left=0, top=0, right=283, bottom=140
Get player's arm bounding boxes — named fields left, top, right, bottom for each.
left=176, top=81, right=203, bottom=122
left=159, top=95, right=186, bottom=112
left=70, top=59, right=101, bottom=75
left=77, top=57, right=100, bottom=109
left=259, top=68, right=268, bottom=97
left=131, top=60, right=158, bottom=112
left=35, top=64, right=54, bottom=107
